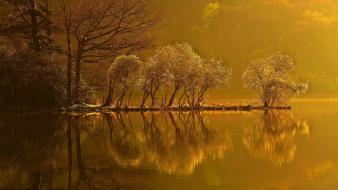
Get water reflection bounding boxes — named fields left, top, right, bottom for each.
left=243, top=110, right=310, bottom=165
left=0, top=114, right=64, bottom=189
left=0, top=110, right=312, bottom=189
left=105, top=112, right=232, bottom=176
left=65, top=114, right=156, bottom=190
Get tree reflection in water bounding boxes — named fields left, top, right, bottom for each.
left=105, top=111, right=233, bottom=176
left=0, top=113, right=64, bottom=189
left=0, top=111, right=311, bottom=189
left=243, top=110, right=310, bottom=165
left=66, top=113, right=155, bottom=190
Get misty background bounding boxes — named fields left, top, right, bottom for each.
left=150, top=0, right=338, bottom=96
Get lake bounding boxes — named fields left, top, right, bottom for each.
left=1, top=100, right=338, bottom=190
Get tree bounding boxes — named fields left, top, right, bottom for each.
left=0, top=0, right=58, bottom=52
left=139, top=43, right=232, bottom=108
left=69, top=0, right=159, bottom=104
left=243, top=53, right=308, bottom=108
left=164, top=43, right=203, bottom=107
left=145, top=43, right=208, bottom=107
left=139, top=56, right=172, bottom=108
left=58, top=0, right=73, bottom=107
left=0, top=42, right=65, bottom=107
left=177, top=58, right=231, bottom=107
left=103, top=55, right=142, bottom=107
left=195, top=59, right=232, bottom=106
left=181, top=61, right=204, bottom=107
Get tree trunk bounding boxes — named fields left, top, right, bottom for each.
left=127, top=91, right=133, bottom=107
left=103, top=79, right=114, bottom=106
left=150, top=85, right=159, bottom=108
left=264, top=101, right=268, bottom=108
left=178, top=89, right=187, bottom=107
left=191, top=90, right=196, bottom=107
left=74, top=49, right=82, bottom=104
left=117, top=87, right=127, bottom=108
left=196, top=88, right=207, bottom=107
left=66, top=29, right=72, bottom=107
left=166, top=86, right=179, bottom=107
left=151, top=94, right=157, bottom=108
left=60, top=0, right=73, bottom=107
left=140, top=91, right=149, bottom=108
left=28, top=0, right=40, bottom=51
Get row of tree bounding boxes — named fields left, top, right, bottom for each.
left=0, top=0, right=307, bottom=108
left=102, top=45, right=307, bottom=108
left=103, top=43, right=232, bottom=108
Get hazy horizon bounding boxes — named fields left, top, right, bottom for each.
left=150, top=0, right=338, bottom=95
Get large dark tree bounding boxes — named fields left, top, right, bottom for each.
left=0, top=0, right=58, bottom=51
left=69, top=0, right=159, bottom=104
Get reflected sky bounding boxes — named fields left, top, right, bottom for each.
left=1, top=103, right=338, bottom=189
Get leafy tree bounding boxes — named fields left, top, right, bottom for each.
left=195, top=59, right=232, bottom=106
left=243, top=53, right=308, bottom=107
left=181, top=61, right=204, bottom=107
left=138, top=43, right=232, bottom=108
left=164, top=43, right=203, bottom=107
left=139, top=55, right=172, bottom=108
left=103, top=55, right=142, bottom=107
left=144, top=43, right=213, bottom=107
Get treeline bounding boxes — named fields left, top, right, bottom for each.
left=101, top=49, right=308, bottom=108
left=0, top=0, right=308, bottom=109
left=102, top=43, right=231, bottom=108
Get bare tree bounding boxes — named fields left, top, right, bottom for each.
left=58, top=0, right=73, bottom=107
left=243, top=53, right=308, bottom=108
left=70, top=0, right=159, bottom=104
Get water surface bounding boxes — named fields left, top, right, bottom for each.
left=1, top=101, right=338, bottom=190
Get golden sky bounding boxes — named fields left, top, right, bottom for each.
left=152, top=0, right=338, bottom=94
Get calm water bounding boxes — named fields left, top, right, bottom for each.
left=1, top=101, right=338, bottom=190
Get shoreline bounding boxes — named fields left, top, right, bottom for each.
left=66, top=105, right=292, bottom=113
left=0, top=105, right=292, bottom=114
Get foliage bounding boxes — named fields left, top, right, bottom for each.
left=243, top=53, right=308, bottom=107
left=0, top=42, right=65, bottom=107
left=104, top=55, right=142, bottom=107
left=190, top=59, right=232, bottom=107
left=0, top=0, right=58, bottom=51
left=139, top=52, right=173, bottom=107
left=143, top=43, right=204, bottom=107
left=138, top=43, right=231, bottom=108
